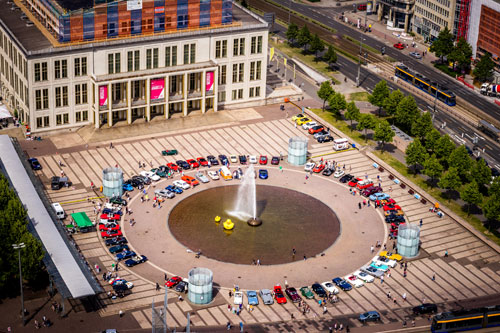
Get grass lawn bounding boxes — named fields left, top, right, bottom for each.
left=348, top=92, right=370, bottom=102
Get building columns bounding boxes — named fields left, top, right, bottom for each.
left=107, top=83, right=112, bottom=127
left=146, top=78, right=151, bottom=121
left=183, top=73, right=188, bottom=116
left=127, top=81, right=132, bottom=124
left=165, top=76, right=169, bottom=119
left=201, top=70, right=206, bottom=114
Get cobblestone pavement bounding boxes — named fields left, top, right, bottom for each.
left=19, top=104, right=500, bottom=332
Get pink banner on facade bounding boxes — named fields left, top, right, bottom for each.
left=206, top=71, right=214, bottom=92
left=99, top=85, right=108, bottom=107
left=150, top=78, right=165, bottom=101
left=154, top=6, right=164, bottom=13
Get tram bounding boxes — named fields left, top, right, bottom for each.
left=431, top=305, right=500, bottom=332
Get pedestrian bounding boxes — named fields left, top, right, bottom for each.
left=412, top=319, right=416, bottom=327
left=403, top=319, right=407, bottom=327
left=444, top=250, right=448, bottom=257
left=227, top=321, right=231, bottom=330
left=164, top=273, right=168, bottom=281
left=404, top=262, right=407, bottom=269
left=119, top=310, right=124, bottom=317
left=381, top=275, right=384, bottom=284
left=370, top=245, right=374, bottom=253
left=109, top=142, right=113, bottom=149
left=156, top=283, right=160, bottom=291
left=239, top=321, right=244, bottom=333
left=387, top=291, right=391, bottom=299
left=291, top=313, right=295, bottom=320
left=303, top=254, right=307, bottom=260
left=393, top=298, right=397, bottom=305
left=420, top=219, right=423, bottom=227
left=323, top=305, right=327, bottom=314
left=359, top=202, right=362, bottom=209
left=432, top=273, right=436, bottom=281
left=346, top=325, right=350, bottom=333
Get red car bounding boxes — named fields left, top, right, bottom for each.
left=271, top=156, right=280, bottom=165
left=348, top=178, right=362, bottom=187
left=167, top=162, right=179, bottom=172
left=100, top=213, right=120, bottom=221
left=274, top=286, right=287, bottom=304
left=196, top=157, right=209, bottom=167
left=376, top=198, right=396, bottom=206
left=383, top=204, right=402, bottom=211
left=308, top=125, right=325, bottom=134
left=356, top=180, right=374, bottom=190
left=313, top=164, right=325, bottom=173
left=186, top=159, right=199, bottom=168
left=259, top=155, right=268, bottom=165
left=165, top=276, right=182, bottom=288
left=394, top=42, right=404, bottom=50
left=101, top=230, right=123, bottom=239
left=182, top=175, right=199, bottom=186
left=99, top=223, right=120, bottom=232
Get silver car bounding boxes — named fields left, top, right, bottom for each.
left=361, top=266, right=385, bottom=278
left=195, top=171, right=209, bottom=183
left=259, top=289, right=274, bottom=305
left=154, top=189, right=175, bottom=199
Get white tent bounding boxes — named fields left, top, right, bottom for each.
left=0, top=104, right=13, bottom=120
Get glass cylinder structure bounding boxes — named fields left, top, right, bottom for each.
left=288, top=137, right=308, bottom=166
left=188, top=267, right=213, bottom=304
left=102, top=167, right=123, bottom=198
left=397, top=223, right=420, bottom=258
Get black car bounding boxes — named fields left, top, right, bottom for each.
left=126, top=178, right=143, bottom=188
left=157, top=165, right=170, bottom=173
left=207, top=155, right=219, bottom=166
left=385, top=215, right=405, bottom=223
left=105, top=236, right=128, bottom=247
left=218, top=155, right=228, bottom=165
left=318, top=135, right=334, bottom=143
left=110, top=197, right=127, bottom=206
left=311, top=283, right=327, bottom=298
left=28, top=158, right=42, bottom=170
left=322, top=168, right=334, bottom=176
left=51, top=176, right=61, bottom=190
left=239, top=155, right=247, bottom=164
left=413, top=303, right=437, bottom=315
left=175, top=281, right=188, bottom=292
left=132, top=175, right=151, bottom=185
left=339, top=174, right=354, bottom=183
left=109, top=244, right=129, bottom=254
left=124, top=254, right=148, bottom=267
left=176, top=160, right=190, bottom=170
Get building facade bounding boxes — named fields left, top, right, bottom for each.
left=412, top=0, right=456, bottom=41
left=0, top=0, right=269, bottom=133
left=376, top=0, right=415, bottom=31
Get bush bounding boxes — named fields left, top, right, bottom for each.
left=434, top=63, right=457, bottom=78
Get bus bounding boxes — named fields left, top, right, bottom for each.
left=395, top=65, right=456, bottom=106
left=431, top=305, right=500, bottom=332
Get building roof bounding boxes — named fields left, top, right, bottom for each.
left=55, top=0, right=94, bottom=12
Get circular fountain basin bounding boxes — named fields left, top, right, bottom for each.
left=168, top=185, right=340, bottom=265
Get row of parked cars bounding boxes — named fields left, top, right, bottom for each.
left=292, top=114, right=334, bottom=143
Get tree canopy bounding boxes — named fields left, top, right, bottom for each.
left=324, top=45, right=337, bottom=68
left=373, top=119, right=395, bottom=152
left=317, top=81, right=334, bottom=112
left=460, top=181, right=482, bottom=215
left=471, top=158, right=492, bottom=189
left=297, top=25, right=312, bottom=51
left=405, top=138, right=428, bottom=172
left=368, top=80, right=390, bottom=116
left=357, top=113, right=377, bottom=142
left=286, top=23, right=299, bottom=45
left=310, top=33, right=325, bottom=59
left=383, top=89, right=404, bottom=117
left=449, top=37, right=473, bottom=73
left=344, top=101, right=360, bottom=127
left=411, top=111, right=433, bottom=141
left=424, top=129, right=442, bottom=153
left=328, top=92, right=347, bottom=117
left=473, top=52, right=495, bottom=82
left=438, top=166, right=461, bottom=193
left=395, top=95, right=419, bottom=133
left=448, top=145, right=472, bottom=181
left=423, top=154, right=443, bottom=185
left=435, top=134, right=456, bottom=163
left=429, top=26, right=454, bottom=63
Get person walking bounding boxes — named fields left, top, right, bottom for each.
left=402, top=292, right=407, bottom=301
left=419, top=219, right=423, bottom=227
left=370, top=245, right=374, bottom=253
left=156, top=283, right=160, bottom=291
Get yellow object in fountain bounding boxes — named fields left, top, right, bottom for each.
left=223, top=219, right=234, bottom=230
left=215, top=216, right=221, bottom=222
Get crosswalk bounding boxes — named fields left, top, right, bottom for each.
left=33, top=113, right=500, bottom=331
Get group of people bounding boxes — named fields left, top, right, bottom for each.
left=34, top=316, right=52, bottom=329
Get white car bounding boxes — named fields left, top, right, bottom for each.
left=234, top=291, right=243, bottom=305
left=321, top=281, right=339, bottom=295
left=154, top=189, right=175, bottom=199
left=140, top=171, right=160, bottom=182
left=207, top=170, right=219, bottom=180
left=354, top=270, right=374, bottom=283
left=334, top=169, right=345, bottom=178
left=230, top=155, right=238, bottom=163
left=374, top=255, right=397, bottom=268
left=302, top=121, right=317, bottom=130
left=249, top=155, right=257, bottom=164
left=195, top=171, right=209, bottom=183
left=173, top=180, right=190, bottom=190
left=344, top=274, right=364, bottom=288
left=304, top=162, right=315, bottom=172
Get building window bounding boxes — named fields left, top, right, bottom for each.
left=34, top=62, right=48, bottom=81
left=36, top=116, right=50, bottom=128
left=232, top=89, right=243, bottom=100
left=232, top=63, right=244, bottom=83
left=146, top=48, right=159, bottom=69
left=189, top=73, right=196, bottom=90
left=249, top=86, right=261, bottom=98
left=75, top=83, right=88, bottom=105
left=183, top=43, right=195, bottom=65
left=165, top=46, right=177, bottom=67
left=35, top=89, right=49, bottom=110
left=56, top=113, right=69, bottom=125
left=34, top=63, right=40, bottom=82
left=54, top=60, right=67, bottom=79
left=75, top=110, right=88, bottom=122
left=218, top=91, right=226, bottom=102
left=250, top=61, right=262, bottom=80
left=233, top=38, right=245, bottom=56
left=251, top=36, right=263, bottom=54
left=127, top=51, right=140, bottom=71
left=219, top=65, right=227, bottom=85
left=216, top=40, right=228, bottom=58
left=108, top=53, right=121, bottom=74
left=74, top=57, right=87, bottom=77
left=55, top=86, right=68, bottom=108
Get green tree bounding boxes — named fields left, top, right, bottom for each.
left=448, top=145, right=473, bottom=181
left=429, top=26, right=454, bottom=63
left=310, top=33, right=325, bottom=60
left=328, top=92, right=347, bottom=117
left=470, top=158, right=492, bottom=189
left=357, top=113, right=376, bottom=142
left=423, top=154, right=443, bottom=185
left=449, top=37, right=473, bottom=73
left=317, top=81, right=334, bottom=112
left=286, top=23, right=299, bottom=45
left=368, top=80, right=390, bottom=116
left=473, top=52, right=495, bottom=82
left=241, top=0, right=248, bottom=8
left=483, top=195, right=500, bottom=221
left=405, top=138, right=428, bottom=172
left=424, top=129, right=442, bottom=153
left=344, top=101, right=360, bottom=128
left=383, top=89, right=404, bottom=117
left=297, top=25, right=312, bottom=52
left=373, top=119, right=395, bottom=152
left=324, top=45, right=337, bottom=68
left=435, top=134, right=456, bottom=163
left=489, top=177, right=500, bottom=197
left=395, top=95, right=419, bottom=132
left=460, top=181, right=482, bottom=215
left=411, top=111, right=433, bottom=140
left=439, top=167, right=462, bottom=200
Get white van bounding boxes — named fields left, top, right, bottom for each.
left=333, top=138, right=350, bottom=151
left=220, top=166, right=233, bottom=180
left=52, top=203, right=65, bottom=219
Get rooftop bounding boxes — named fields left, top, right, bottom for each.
left=54, top=0, right=94, bottom=12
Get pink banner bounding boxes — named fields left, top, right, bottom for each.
left=99, top=85, right=108, bottom=107
left=150, top=78, right=165, bottom=101
left=206, top=71, right=214, bottom=92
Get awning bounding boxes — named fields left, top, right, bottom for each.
left=0, top=104, right=13, bottom=120
left=71, top=212, right=93, bottom=228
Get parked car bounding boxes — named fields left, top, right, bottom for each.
left=332, top=277, right=352, bottom=291
left=271, top=156, right=280, bottom=165
left=51, top=176, right=62, bottom=190
left=154, top=189, right=175, bottom=199
left=175, top=280, right=188, bottom=292
left=99, top=223, right=120, bottom=232
left=409, top=51, right=422, bottom=59
left=313, top=164, right=325, bottom=173
left=166, top=185, right=183, bottom=194
left=353, top=270, right=374, bottom=283
left=167, top=162, right=179, bottom=172
left=322, top=168, right=334, bottom=176
left=321, top=281, right=339, bottom=294
left=140, top=171, right=160, bottom=182
left=259, top=155, right=268, bottom=165
left=165, top=276, right=182, bottom=288
left=308, top=125, right=325, bottom=134
left=292, top=113, right=307, bottom=122
left=124, top=254, right=148, bottom=267
left=259, top=169, right=268, bottom=179
left=230, top=155, right=239, bottom=164
left=359, top=311, right=381, bottom=323
left=195, top=171, right=209, bottom=183
left=176, top=160, right=190, bottom=170
left=110, top=197, right=127, bottom=206
left=207, top=171, right=220, bottom=180
left=196, top=157, right=208, bottom=167
left=186, top=159, right=200, bottom=168
left=361, top=266, right=385, bottom=278
left=304, top=162, right=315, bottom=172
left=300, top=286, right=314, bottom=299
left=105, top=237, right=128, bottom=247
left=28, top=158, right=42, bottom=170
left=339, top=174, right=354, bottom=183
left=123, top=183, right=134, bottom=191
left=344, top=274, right=364, bottom=288
left=285, top=287, right=302, bottom=303
left=374, top=256, right=397, bottom=268
left=259, top=289, right=274, bottom=305
left=369, top=192, right=390, bottom=201
left=115, top=250, right=135, bottom=261
left=273, top=286, right=287, bottom=304
left=234, top=291, right=243, bottom=305
left=151, top=168, right=166, bottom=178
left=393, top=42, right=404, bottom=49
left=239, top=155, right=247, bottom=164
left=249, top=155, right=257, bottom=164
left=379, top=251, right=403, bottom=261
left=334, top=169, right=345, bottom=178
left=101, top=230, right=123, bottom=239
left=311, top=283, right=327, bottom=298
left=362, top=186, right=382, bottom=197
left=370, top=261, right=389, bottom=272
left=313, top=130, right=328, bottom=139
left=356, top=179, right=374, bottom=190
left=109, top=244, right=129, bottom=254
left=298, top=118, right=313, bottom=126
left=207, top=155, right=219, bottom=166
left=318, top=135, right=334, bottom=143
left=246, top=290, right=259, bottom=306
left=173, top=180, right=190, bottom=189
left=348, top=177, right=362, bottom=187
left=413, top=303, right=437, bottom=315
left=302, top=121, right=317, bottom=129
left=181, top=175, right=199, bottom=186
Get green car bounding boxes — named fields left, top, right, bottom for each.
left=110, top=197, right=127, bottom=206
left=300, top=286, right=314, bottom=299
left=151, top=168, right=166, bottom=178
left=161, top=149, right=178, bottom=156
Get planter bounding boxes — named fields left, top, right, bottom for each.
left=408, top=189, right=414, bottom=195
left=400, top=183, right=406, bottom=189
left=378, top=167, right=384, bottom=172
left=388, top=175, right=394, bottom=180
left=421, top=199, right=427, bottom=204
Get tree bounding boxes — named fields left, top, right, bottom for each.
left=439, top=167, right=462, bottom=200
left=411, top=111, right=433, bottom=141
left=373, top=120, right=395, bottom=152
left=368, top=80, right=390, bottom=116
left=395, top=95, right=419, bottom=132
left=448, top=145, right=472, bottom=181
left=435, top=134, right=456, bottom=163
left=429, top=26, right=454, bottom=63
left=310, top=33, right=325, bottom=60
left=423, top=154, right=443, bottom=185
left=357, top=113, right=376, bottom=142
left=286, top=23, right=299, bottom=45
left=424, top=129, right=442, bottom=153
left=449, top=37, right=473, bottom=73
left=460, top=181, right=482, bottom=215
left=328, top=92, right=347, bottom=117
left=317, top=81, right=334, bottom=112
left=344, top=101, right=360, bottom=128
left=383, top=89, right=404, bottom=117
left=483, top=195, right=500, bottom=221
left=405, top=138, right=428, bottom=172
left=241, top=0, right=248, bottom=8
left=471, top=158, right=492, bottom=189
left=489, top=177, right=500, bottom=197
left=297, top=25, right=311, bottom=52
left=324, top=45, right=337, bottom=68
left=473, top=52, right=495, bottom=82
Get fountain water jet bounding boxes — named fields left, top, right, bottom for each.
left=227, top=164, right=262, bottom=226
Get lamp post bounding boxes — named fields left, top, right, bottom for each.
left=12, top=243, right=26, bottom=326
left=356, top=3, right=368, bottom=87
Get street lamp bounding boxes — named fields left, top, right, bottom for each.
left=12, top=243, right=26, bottom=326
left=356, top=3, right=368, bottom=87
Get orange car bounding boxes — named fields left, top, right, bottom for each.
left=181, top=175, right=199, bottom=186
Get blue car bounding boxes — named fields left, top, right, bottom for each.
left=123, top=183, right=134, bottom=191
left=332, top=277, right=352, bottom=291
left=166, top=185, right=183, bottom=194
left=115, top=250, right=136, bottom=261
left=259, top=169, right=268, bottom=179
left=28, top=158, right=42, bottom=170
left=246, top=290, right=259, bottom=305
left=109, top=244, right=129, bottom=254
left=369, top=192, right=390, bottom=201
left=359, top=311, right=380, bottom=323
left=370, top=261, right=389, bottom=272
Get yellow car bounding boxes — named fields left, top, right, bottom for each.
left=296, top=117, right=312, bottom=126
left=384, top=210, right=404, bottom=217
left=292, top=113, right=306, bottom=122
left=379, top=251, right=403, bottom=261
